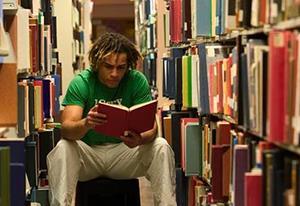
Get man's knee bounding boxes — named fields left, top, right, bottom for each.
left=47, top=139, right=78, bottom=163
left=152, top=137, right=174, bottom=156
left=54, top=139, right=78, bottom=152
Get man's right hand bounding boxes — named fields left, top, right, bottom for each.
left=85, top=105, right=107, bottom=129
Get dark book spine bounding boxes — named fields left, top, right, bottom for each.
left=175, top=57, right=183, bottom=110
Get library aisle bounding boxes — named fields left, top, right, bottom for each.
left=2, top=0, right=300, bottom=205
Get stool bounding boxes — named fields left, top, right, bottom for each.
left=76, top=177, right=141, bottom=206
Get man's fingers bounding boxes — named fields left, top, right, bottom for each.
left=120, top=132, right=142, bottom=148
left=86, top=110, right=107, bottom=128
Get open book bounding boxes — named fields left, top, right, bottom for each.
left=94, top=100, right=158, bottom=137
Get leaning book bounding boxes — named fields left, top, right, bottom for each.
left=95, top=99, right=158, bottom=137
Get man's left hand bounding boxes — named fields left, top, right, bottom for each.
left=120, top=131, right=143, bottom=148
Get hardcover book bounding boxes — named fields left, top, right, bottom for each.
left=95, top=100, right=158, bottom=137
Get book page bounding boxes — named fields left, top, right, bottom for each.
left=98, top=102, right=129, bottom=111
left=129, top=99, right=158, bottom=111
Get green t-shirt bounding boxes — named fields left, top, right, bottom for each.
left=62, top=68, right=152, bottom=145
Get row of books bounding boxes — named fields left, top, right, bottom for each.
left=0, top=2, right=65, bottom=205
left=163, top=44, right=238, bottom=117
left=72, top=0, right=86, bottom=72
left=135, top=1, right=300, bottom=206
left=25, top=128, right=60, bottom=190
left=164, top=0, right=300, bottom=44
left=239, top=30, right=300, bottom=145
left=135, top=0, right=158, bottom=56
left=17, top=75, right=61, bottom=138
left=162, top=30, right=300, bottom=147
left=136, top=0, right=157, bottom=27
left=0, top=139, right=25, bottom=206
left=161, top=109, right=300, bottom=205
left=143, top=52, right=157, bottom=87
left=136, top=15, right=157, bottom=54
left=1, top=0, right=91, bottom=205
left=12, top=7, right=58, bottom=74
left=0, top=127, right=60, bottom=206
left=0, top=6, right=62, bottom=128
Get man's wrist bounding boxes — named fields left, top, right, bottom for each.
left=140, top=134, right=156, bottom=145
left=83, top=118, right=93, bottom=130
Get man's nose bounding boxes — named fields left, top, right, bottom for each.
left=111, top=68, right=119, bottom=77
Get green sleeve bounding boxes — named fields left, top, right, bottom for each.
left=62, top=75, right=89, bottom=108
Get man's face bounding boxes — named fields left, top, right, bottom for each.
left=97, top=52, right=128, bottom=88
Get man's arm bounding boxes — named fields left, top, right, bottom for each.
left=61, top=105, right=107, bottom=140
left=140, top=121, right=158, bottom=144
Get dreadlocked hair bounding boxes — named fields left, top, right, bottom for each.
left=88, top=32, right=141, bottom=72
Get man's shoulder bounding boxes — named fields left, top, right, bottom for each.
left=128, top=69, right=146, bottom=81
left=72, top=68, right=95, bottom=83
left=78, top=67, right=95, bottom=78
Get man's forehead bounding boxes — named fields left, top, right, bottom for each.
left=103, top=52, right=127, bottom=62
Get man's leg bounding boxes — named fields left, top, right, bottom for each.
left=104, top=137, right=177, bottom=206
left=46, top=139, right=106, bottom=206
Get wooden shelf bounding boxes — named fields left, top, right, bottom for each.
left=273, top=17, right=300, bottom=30
left=273, top=143, right=300, bottom=156
left=185, top=17, right=300, bottom=45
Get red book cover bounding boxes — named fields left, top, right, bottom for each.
left=208, top=63, right=215, bottom=113
left=29, top=19, right=40, bottom=73
left=216, top=121, right=231, bottom=198
left=256, top=141, right=275, bottom=166
left=259, top=0, right=266, bottom=24
left=268, top=31, right=291, bottom=143
left=216, top=121, right=231, bottom=145
left=170, top=0, right=182, bottom=43
left=169, top=0, right=175, bottom=43
left=226, top=56, right=233, bottom=117
left=211, top=145, right=230, bottom=203
left=244, top=169, right=262, bottom=206
left=95, top=100, right=157, bottom=137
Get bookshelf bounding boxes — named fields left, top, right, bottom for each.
left=135, top=0, right=300, bottom=205
left=134, top=0, right=159, bottom=99
left=53, top=0, right=92, bottom=100
left=0, top=0, right=93, bottom=205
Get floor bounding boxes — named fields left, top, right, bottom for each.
left=139, top=177, right=154, bottom=206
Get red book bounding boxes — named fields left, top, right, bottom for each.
left=244, top=169, right=262, bottom=206
left=211, top=145, right=230, bottom=203
left=170, top=0, right=183, bottom=43
left=226, top=56, right=233, bottom=116
left=29, top=21, right=39, bottom=73
left=95, top=100, right=158, bottom=137
left=216, top=121, right=231, bottom=145
left=208, top=63, right=215, bottom=113
left=268, top=31, right=291, bottom=143
left=259, top=0, right=267, bottom=24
